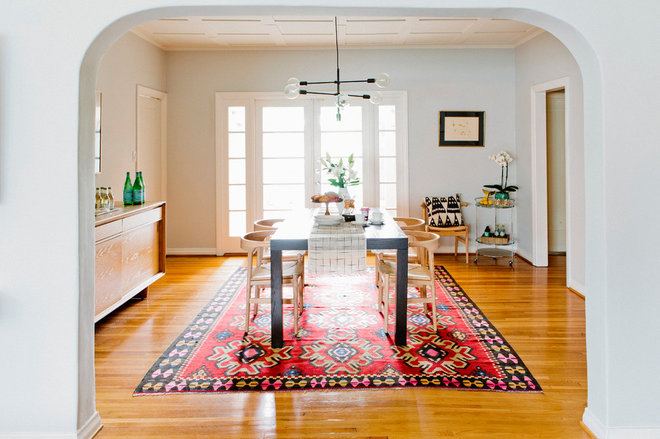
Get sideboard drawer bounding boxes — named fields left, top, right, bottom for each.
left=122, top=206, right=163, bottom=231
left=95, top=220, right=123, bottom=242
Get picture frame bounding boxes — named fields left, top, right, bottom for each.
left=439, top=111, right=484, bottom=147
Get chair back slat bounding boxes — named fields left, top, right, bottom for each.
left=254, top=218, right=285, bottom=231
left=404, top=230, right=440, bottom=270
left=241, top=230, right=275, bottom=279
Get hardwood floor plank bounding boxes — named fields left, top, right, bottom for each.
left=95, top=255, right=588, bottom=438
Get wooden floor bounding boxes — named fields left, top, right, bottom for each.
left=95, top=255, right=588, bottom=438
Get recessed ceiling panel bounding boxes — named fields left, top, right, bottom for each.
left=281, top=34, right=336, bottom=45
left=223, top=35, right=281, bottom=46
left=405, top=33, right=461, bottom=45
left=345, top=34, right=399, bottom=46
left=464, top=32, right=529, bottom=45
left=131, top=15, right=544, bottom=50
left=202, top=18, right=270, bottom=34
left=474, top=18, right=534, bottom=33
left=345, top=18, right=407, bottom=35
left=274, top=18, right=335, bottom=35
left=413, top=18, right=477, bottom=33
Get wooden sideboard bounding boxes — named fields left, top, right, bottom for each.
left=94, top=201, right=166, bottom=322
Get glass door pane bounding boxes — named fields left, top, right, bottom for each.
left=378, top=105, right=397, bottom=215
left=259, top=104, right=307, bottom=219
left=227, top=106, right=247, bottom=237
left=319, top=105, right=364, bottom=207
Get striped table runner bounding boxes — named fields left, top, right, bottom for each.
left=308, top=222, right=366, bottom=274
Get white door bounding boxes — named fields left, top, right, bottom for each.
left=137, top=86, right=167, bottom=201
left=546, top=89, right=566, bottom=253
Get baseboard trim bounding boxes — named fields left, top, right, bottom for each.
left=581, top=408, right=660, bottom=439
left=78, top=412, right=102, bottom=439
left=167, top=248, right=217, bottom=256
left=580, top=421, right=598, bottom=438
left=515, top=252, right=534, bottom=266
left=583, top=408, right=606, bottom=438
left=0, top=411, right=102, bottom=439
left=568, top=280, right=586, bottom=298
left=568, top=287, right=585, bottom=300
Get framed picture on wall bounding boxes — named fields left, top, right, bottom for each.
left=439, top=111, right=484, bottom=147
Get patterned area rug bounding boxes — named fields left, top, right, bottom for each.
left=135, top=266, right=541, bottom=394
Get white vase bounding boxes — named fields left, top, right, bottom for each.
left=336, top=187, right=350, bottom=213
left=338, top=187, right=351, bottom=200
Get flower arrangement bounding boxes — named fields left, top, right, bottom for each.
left=484, top=151, right=518, bottom=198
left=319, top=153, right=360, bottom=188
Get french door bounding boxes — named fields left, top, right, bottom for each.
left=216, top=92, right=407, bottom=254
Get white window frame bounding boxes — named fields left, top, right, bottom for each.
left=215, top=91, right=408, bottom=255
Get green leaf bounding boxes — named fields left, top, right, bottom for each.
left=483, top=184, right=503, bottom=190
left=504, top=185, right=519, bottom=191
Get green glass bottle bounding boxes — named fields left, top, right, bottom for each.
left=138, top=171, right=146, bottom=202
left=133, top=171, right=143, bottom=205
left=123, top=172, right=133, bottom=206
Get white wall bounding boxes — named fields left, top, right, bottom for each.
left=515, top=32, right=585, bottom=291
left=165, top=48, right=516, bottom=253
left=1, top=2, right=659, bottom=438
left=95, top=31, right=166, bottom=197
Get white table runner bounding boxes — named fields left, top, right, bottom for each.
left=308, top=222, right=366, bottom=274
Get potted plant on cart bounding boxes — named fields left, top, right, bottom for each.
left=484, top=151, right=518, bottom=204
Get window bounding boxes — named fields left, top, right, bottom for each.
left=216, top=92, right=408, bottom=254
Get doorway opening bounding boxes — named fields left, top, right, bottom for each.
left=546, top=89, right=566, bottom=256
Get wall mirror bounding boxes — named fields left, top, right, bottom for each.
left=95, top=90, right=102, bottom=173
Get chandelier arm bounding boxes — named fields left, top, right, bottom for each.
left=300, top=90, right=339, bottom=96
left=347, top=94, right=371, bottom=99
left=338, top=79, right=374, bottom=84
left=302, top=80, right=338, bottom=85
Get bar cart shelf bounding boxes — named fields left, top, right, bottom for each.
left=474, top=198, right=516, bottom=266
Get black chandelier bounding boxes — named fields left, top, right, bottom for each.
left=283, top=17, right=390, bottom=120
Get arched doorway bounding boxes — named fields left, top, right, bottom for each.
left=79, top=5, right=602, bottom=437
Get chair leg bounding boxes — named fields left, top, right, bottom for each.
left=377, top=270, right=384, bottom=313
left=244, top=285, right=252, bottom=333
left=293, top=280, right=299, bottom=337
left=454, top=237, right=458, bottom=257
left=430, top=281, right=438, bottom=332
left=464, top=231, right=469, bottom=264
left=253, top=287, right=261, bottom=317
left=382, top=275, right=390, bottom=334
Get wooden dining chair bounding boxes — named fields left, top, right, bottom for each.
left=253, top=217, right=307, bottom=286
left=377, top=230, right=441, bottom=333
left=254, top=218, right=284, bottom=231
left=240, top=230, right=305, bottom=336
left=393, top=216, right=426, bottom=231
left=421, top=197, right=470, bottom=263
left=373, top=216, right=425, bottom=287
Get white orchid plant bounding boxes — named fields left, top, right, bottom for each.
left=319, top=153, right=360, bottom=188
left=484, top=151, right=519, bottom=194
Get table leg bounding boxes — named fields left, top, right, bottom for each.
left=270, top=249, right=283, bottom=348
left=395, top=246, right=408, bottom=346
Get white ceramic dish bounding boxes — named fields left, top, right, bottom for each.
left=314, top=214, right=343, bottom=225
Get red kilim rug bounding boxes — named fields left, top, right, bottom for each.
left=135, top=266, right=541, bottom=394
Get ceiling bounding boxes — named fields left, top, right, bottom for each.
left=131, top=16, right=544, bottom=51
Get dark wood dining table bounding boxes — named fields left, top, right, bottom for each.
left=269, top=209, right=409, bottom=348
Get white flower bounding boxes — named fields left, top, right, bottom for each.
left=489, top=150, right=514, bottom=166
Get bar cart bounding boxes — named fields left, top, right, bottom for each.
left=473, top=197, right=516, bottom=266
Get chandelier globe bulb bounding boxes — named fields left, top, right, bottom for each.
left=287, top=77, right=300, bottom=87
left=375, top=73, right=391, bottom=88
left=369, top=91, right=383, bottom=105
left=284, top=84, right=300, bottom=99
left=337, top=93, right=351, bottom=108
